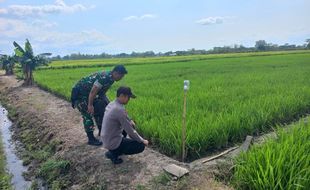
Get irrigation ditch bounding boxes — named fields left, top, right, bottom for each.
left=0, top=104, right=32, bottom=189
left=0, top=73, right=308, bottom=189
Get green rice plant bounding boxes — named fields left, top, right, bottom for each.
left=34, top=52, right=310, bottom=159
left=232, top=120, right=310, bottom=190
left=41, top=50, right=310, bottom=69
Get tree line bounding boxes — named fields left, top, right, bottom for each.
left=51, top=39, right=310, bottom=60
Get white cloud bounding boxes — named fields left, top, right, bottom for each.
left=0, top=8, right=8, bottom=14
left=141, top=14, right=157, bottom=19
left=123, top=14, right=157, bottom=21
left=0, top=19, right=27, bottom=38
left=0, top=0, right=91, bottom=17
left=0, top=18, right=110, bottom=47
left=196, top=16, right=227, bottom=25
left=45, top=30, right=110, bottom=46
left=123, top=16, right=138, bottom=21
left=31, top=20, right=58, bottom=28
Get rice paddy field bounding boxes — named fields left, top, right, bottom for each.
left=42, top=50, right=310, bottom=69
left=233, top=119, right=310, bottom=190
left=34, top=51, right=310, bottom=160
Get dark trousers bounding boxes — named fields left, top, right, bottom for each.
left=110, top=138, right=145, bottom=157
left=93, top=98, right=109, bottom=135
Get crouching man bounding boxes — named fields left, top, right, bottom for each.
left=101, top=86, right=149, bottom=164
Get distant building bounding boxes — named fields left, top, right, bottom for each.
left=168, top=53, right=177, bottom=56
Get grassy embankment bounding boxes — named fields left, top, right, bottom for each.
left=0, top=96, right=70, bottom=189
left=0, top=134, right=11, bottom=190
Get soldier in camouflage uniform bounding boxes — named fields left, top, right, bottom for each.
left=71, top=65, right=127, bottom=146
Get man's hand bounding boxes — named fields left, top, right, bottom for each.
left=87, top=105, right=94, bottom=115
left=88, top=85, right=100, bottom=115
left=143, top=140, right=149, bottom=146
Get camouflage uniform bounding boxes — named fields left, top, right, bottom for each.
left=73, top=71, right=114, bottom=133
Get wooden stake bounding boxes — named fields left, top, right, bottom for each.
left=201, top=146, right=238, bottom=163
left=182, top=90, right=187, bottom=162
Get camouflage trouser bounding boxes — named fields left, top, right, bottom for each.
left=76, top=98, right=108, bottom=133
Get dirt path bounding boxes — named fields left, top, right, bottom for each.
left=0, top=73, right=232, bottom=190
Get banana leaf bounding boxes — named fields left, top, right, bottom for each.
left=25, top=39, right=34, bottom=57
left=13, top=41, right=25, bottom=57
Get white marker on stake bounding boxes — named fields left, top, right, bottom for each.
left=184, top=80, right=190, bottom=91
left=182, top=80, right=189, bottom=162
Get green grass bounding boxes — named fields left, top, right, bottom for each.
left=232, top=119, right=310, bottom=190
left=38, top=159, right=70, bottom=187
left=0, top=100, right=71, bottom=189
left=42, top=50, right=310, bottom=69
left=34, top=52, right=310, bottom=159
left=0, top=135, right=12, bottom=190
left=152, top=172, right=172, bottom=185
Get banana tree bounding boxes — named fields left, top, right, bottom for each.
left=306, top=39, right=310, bottom=49
left=13, top=39, right=51, bottom=85
left=0, top=55, right=17, bottom=75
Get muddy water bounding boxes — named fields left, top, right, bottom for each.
left=0, top=105, right=31, bottom=190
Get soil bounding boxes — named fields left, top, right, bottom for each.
left=0, top=72, right=233, bottom=190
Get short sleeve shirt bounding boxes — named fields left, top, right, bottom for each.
left=75, top=71, right=114, bottom=100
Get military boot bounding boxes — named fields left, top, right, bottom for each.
left=86, top=132, right=103, bottom=146
left=105, top=151, right=123, bottom=164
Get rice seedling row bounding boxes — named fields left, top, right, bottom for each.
left=43, top=50, right=310, bottom=69
left=233, top=119, right=310, bottom=190
left=34, top=52, right=310, bottom=159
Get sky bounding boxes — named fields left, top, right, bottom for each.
left=0, top=0, right=309, bottom=56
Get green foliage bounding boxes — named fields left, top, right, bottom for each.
left=152, top=172, right=172, bottom=185
left=51, top=180, right=69, bottom=190
left=13, top=41, right=25, bottom=57
left=306, top=39, right=310, bottom=49
left=13, top=115, right=70, bottom=188
left=0, top=55, right=16, bottom=75
left=13, top=40, right=49, bottom=70
left=0, top=175, right=11, bottom=190
left=84, top=182, right=107, bottom=190
left=38, top=159, right=70, bottom=185
left=34, top=52, right=310, bottom=159
left=232, top=121, right=310, bottom=190
left=0, top=136, right=12, bottom=190
left=255, top=40, right=267, bottom=51
left=135, top=184, right=147, bottom=190
left=13, top=39, right=51, bottom=85
left=30, top=180, right=39, bottom=190
left=24, top=39, right=34, bottom=58
left=20, top=128, right=59, bottom=163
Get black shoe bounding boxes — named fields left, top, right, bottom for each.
left=112, top=158, right=123, bottom=164
left=87, top=132, right=103, bottom=146
left=105, top=151, right=123, bottom=164
left=105, top=151, right=114, bottom=159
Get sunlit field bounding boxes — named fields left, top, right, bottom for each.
left=233, top=120, right=310, bottom=190
left=42, top=50, right=310, bottom=69
left=34, top=52, right=310, bottom=159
